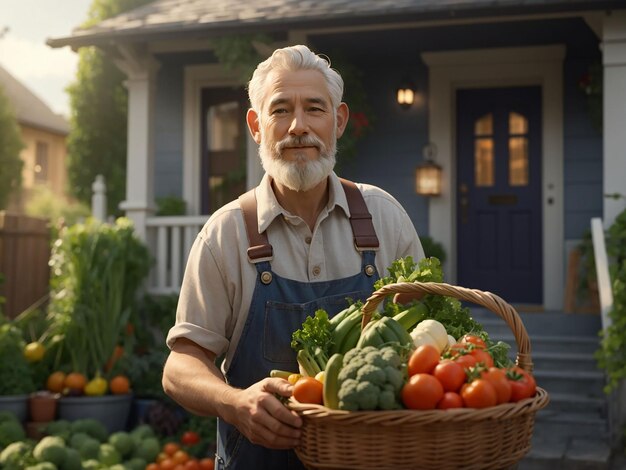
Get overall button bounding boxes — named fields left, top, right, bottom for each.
left=305, top=236, right=312, bottom=244
left=260, top=271, right=273, bottom=284
left=312, top=266, right=321, bottom=277
left=364, top=264, right=376, bottom=276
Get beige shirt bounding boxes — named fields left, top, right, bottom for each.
left=166, top=172, right=424, bottom=372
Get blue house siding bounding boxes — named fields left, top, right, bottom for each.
left=149, top=17, right=603, bottom=242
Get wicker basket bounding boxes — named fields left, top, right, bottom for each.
left=288, top=281, right=550, bottom=470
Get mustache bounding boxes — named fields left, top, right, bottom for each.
left=275, top=135, right=324, bottom=152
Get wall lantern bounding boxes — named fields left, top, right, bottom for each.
left=396, top=80, right=415, bottom=109
left=415, top=143, right=442, bottom=196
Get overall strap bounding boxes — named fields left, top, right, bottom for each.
left=339, top=178, right=380, bottom=251
left=239, top=189, right=273, bottom=262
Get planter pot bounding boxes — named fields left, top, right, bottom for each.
left=127, top=397, right=158, bottom=429
left=58, top=394, right=132, bottom=433
left=29, top=391, right=60, bottom=422
left=0, top=394, right=29, bottom=423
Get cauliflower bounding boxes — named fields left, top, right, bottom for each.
left=337, top=345, right=406, bottom=411
left=33, top=436, right=67, bottom=467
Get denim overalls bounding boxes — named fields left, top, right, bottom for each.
left=215, top=179, right=380, bottom=470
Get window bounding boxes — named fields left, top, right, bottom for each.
left=508, top=112, right=529, bottom=186
left=34, top=141, right=49, bottom=183
left=474, top=114, right=494, bottom=187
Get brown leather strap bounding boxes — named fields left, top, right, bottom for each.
left=339, top=178, right=380, bottom=250
left=239, top=189, right=273, bottom=261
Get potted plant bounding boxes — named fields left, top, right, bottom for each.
left=42, top=217, right=152, bottom=432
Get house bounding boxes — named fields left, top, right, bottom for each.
left=0, top=65, right=70, bottom=213
left=47, top=0, right=626, bottom=309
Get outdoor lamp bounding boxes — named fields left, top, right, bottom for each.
left=396, top=80, right=415, bottom=109
left=415, top=143, right=442, bottom=196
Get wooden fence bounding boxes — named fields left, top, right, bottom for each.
left=0, top=212, right=50, bottom=319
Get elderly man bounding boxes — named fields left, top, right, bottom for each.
left=163, top=44, right=424, bottom=469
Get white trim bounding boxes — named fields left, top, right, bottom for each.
left=422, top=45, right=565, bottom=309
left=183, top=65, right=262, bottom=215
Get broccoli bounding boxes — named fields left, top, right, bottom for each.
left=78, top=438, right=100, bottom=460
left=62, top=448, right=82, bottom=470
left=69, top=419, right=107, bottom=442
left=43, top=421, right=71, bottom=441
left=336, top=345, right=406, bottom=411
left=0, top=419, right=26, bottom=448
left=33, top=436, right=67, bottom=467
left=108, top=431, right=134, bottom=458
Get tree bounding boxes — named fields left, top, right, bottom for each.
left=0, top=84, right=24, bottom=209
left=66, top=0, right=153, bottom=216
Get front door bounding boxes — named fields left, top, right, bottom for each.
left=456, top=87, right=542, bottom=305
left=200, top=87, right=248, bottom=214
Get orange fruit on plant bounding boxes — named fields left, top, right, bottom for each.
left=46, top=371, right=66, bottom=393
left=64, top=372, right=88, bottom=392
left=172, top=450, right=189, bottom=465
left=184, top=460, right=200, bottom=470
left=198, top=458, right=215, bottom=470
left=146, top=464, right=160, bottom=470
left=160, top=459, right=176, bottom=470
left=157, top=451, right=169, bottom=463
left=109, top=375, right=131, bottom=394
left=163, top=442, right=180, bottom=457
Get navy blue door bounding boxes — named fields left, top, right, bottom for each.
left=456, top=87, right=542, bottom=304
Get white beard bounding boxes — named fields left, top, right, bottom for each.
left=259, top=133, right=337, bottom=192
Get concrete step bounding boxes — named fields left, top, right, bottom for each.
left=495, top=333, right=600, bottom=355
left=529, top=351, right=599, bottom=372
left=547, top=391, right=607, bottom=414
left=518, top=433, right=614, bottom=470
left=534, top=369, right=605, bottom=397
left=534, top=409, right=609, bottom=439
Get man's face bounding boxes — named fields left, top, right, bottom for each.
left=248, top=68, right=348, bottom=191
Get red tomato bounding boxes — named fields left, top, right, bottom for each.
left=401, top=373, right=444, bottom=410
left=461, top=378, right=498, bottom=408
left=181, top=431, right=201, bottom=446
left=470, top=349, right=494, bottom=368
left=454, top=353, right=477, bottom=370
left=185, top=460, right=200, bottom=470
left=433, top=360, right=466, bottom=392
left=448, top=342, right=469, bottom=358
left=407, top=344, right=440, bottom=376
left=460, top=334, right=487, bottom=349
left=480, top=367, right=512, bottom=404
left=507, top=366, right=537, bottom=402
left=437, top=391, right=464, bottom=409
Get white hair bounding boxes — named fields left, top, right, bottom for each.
left=248, top=44, right=344, bottom=115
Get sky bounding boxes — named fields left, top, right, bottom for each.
left=0, top=0, right=93, bottom=117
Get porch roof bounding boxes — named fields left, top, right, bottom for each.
left=47, top=0, right=622, bottom=49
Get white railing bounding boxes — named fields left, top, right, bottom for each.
left=591, top=217, right=614, bottom=330
left=145, top=215, right=209, bottom=295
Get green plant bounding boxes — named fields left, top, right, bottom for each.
left=156, top=196, right=186, bottom=216
left=594, top=200, right=626, bottom=392
left=25, top=184, right=91, bottom=227
left=419, top=235, right=447, bottom=264
left=45, top=217, right=152, bottom=378
left=0, top=316, right=35, bottom=394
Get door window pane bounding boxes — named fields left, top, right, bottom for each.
left=508, top=112, right=529, bottom=186
left=474, top=114, right=494, bottom=187
left=206, top=101, right=244, bottom=212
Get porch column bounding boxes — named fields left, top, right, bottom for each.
left=114, top=46, right=160, bottom=240
left=602, top=11, right=626, bottom=228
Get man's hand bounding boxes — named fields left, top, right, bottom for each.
left=230, top=377, right=303, bottom=449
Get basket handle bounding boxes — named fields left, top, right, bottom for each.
left=360, top=281, right=533, bottom=372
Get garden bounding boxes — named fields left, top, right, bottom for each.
left=0, top=217, right=216, bottom=470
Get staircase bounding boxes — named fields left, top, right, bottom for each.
left=470, top=309, right=619, bottom=470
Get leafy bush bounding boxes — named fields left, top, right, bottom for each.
left=0, top=319, right=35, bottom=395
left=25, top=185, right=91, bottom=227
left=419, top=235, right=447, bottom=264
